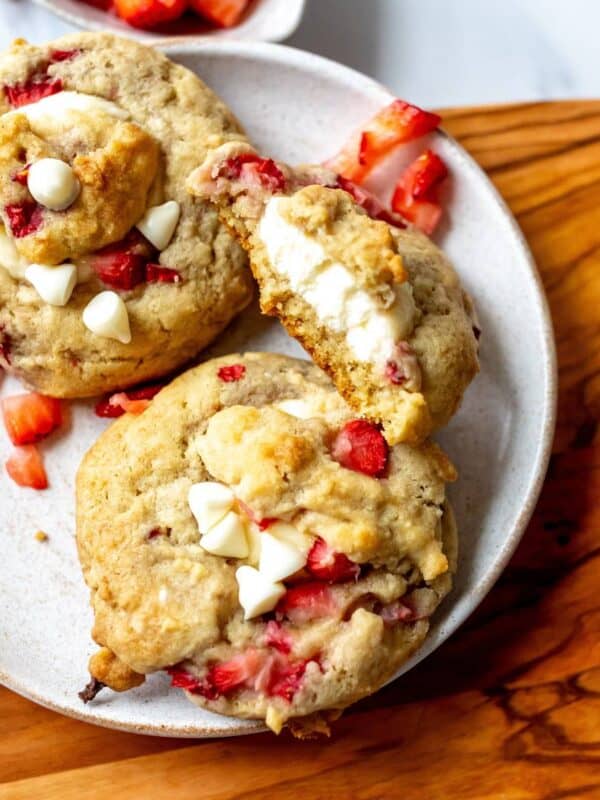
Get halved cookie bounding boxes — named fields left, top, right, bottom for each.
left=77, top=352, right=458, bottom=734
left=0, top=33, right=253, bottom=397
left=187, top=145, right=479, bottom=445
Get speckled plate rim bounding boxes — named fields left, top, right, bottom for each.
left=0, top=40, right=557, bottom=738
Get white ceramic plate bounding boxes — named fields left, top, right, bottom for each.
left=31, top=0, right=306, bottom=44
left=0, top=41, right=556, bottom=737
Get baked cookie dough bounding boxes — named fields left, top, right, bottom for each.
left=77, top=352, right=458, bottom=734
left=0, top=33, right=253, bottom=397
left=187, top=144, right=479, bottom=445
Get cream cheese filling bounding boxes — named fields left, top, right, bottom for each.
left=258, top=196, right=416, bottom=367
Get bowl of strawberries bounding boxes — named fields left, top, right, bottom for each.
left=31, top=0, right=306, bottom=42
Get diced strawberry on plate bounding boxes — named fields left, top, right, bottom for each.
left=1, top=392, right=62, bottom=446
left=331, top=419, right=388, bottom=478
left=325, top=99, right=441, bottom=184
left=5, top=445, right=48, bottom=490
left=306, top=537, right=360, bottom=583
left=113, top=0, right=188, bottom=29
left=391, top=149, right=448, bottom=235
left=189, top=0, right=249, bottom=27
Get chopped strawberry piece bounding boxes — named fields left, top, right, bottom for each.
left=276, top=582, right=338, bottom=624
left=1, top=392, right=62, bottom=446
left=5, top=202, right=43, bottom=238
left=0, top=326, right=11, bottom=365
left=147, top=526, right=170, bottom=539
left=113, top=0, right=188, bottom=29
left=5, top=444, right=48, bottom=490
left=325, top=100, right=441, bottom=183
left=219, top=154, right=286, bottom=192
left=236, top=499, right=276, bottom=530
left=335, top=175, right=405, bottom=228
left=49, top=49, right=80, bottom=63
left=189, top=0, right=249, bottom=27
left=391, top=149, right=448, bottom=235
left=91, top=241, right=146, bottom=291
left=4, top=76, right=63, bottom=109
left=402, top=149, right=448, bottom=199
left=145, top=263, right=182, bottom=284
left=378, top=600, right=417, bottom=626
left=268, top=659, right=310, bottom=702
left=331, top=419, right=388, bottom=478
left=306, top=536, right=360, bottom=583
left=95, top=383, right=164, bottom=418
left=11, top=165, right=30, bottom=186
left=167, top=667, right=217, bottom=699
left=217, top=363, right=246, bottom=382
left=207, top=648, right=263, bottom=694
left=263, top=620, right=292, bottom=654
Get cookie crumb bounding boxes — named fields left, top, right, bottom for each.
left=35, top=530, right=49, bottom=542
left=78, top=677, right=105, bottom=704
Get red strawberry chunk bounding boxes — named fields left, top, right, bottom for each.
left=335, top=176, right=405, bottom=228
left=11, top=165, right=30, bottom=186
left=268, top=659, right=310, bottom=702
left=391, top=149, right=448, bottom=235
left=276, top=582, right=338, bottom=624
left=114, top=0, right=187, bottom=29
left=189, top=0, right=249, bottom=27
left=2, top=392, right=62, bottom=446
left=306, top=536, right=360, bottom=583
left=5, top=202, right=43, bottom=238
left=167, top=667, right=217, bottom=699
left=217, top=363, right=246, bottom=382
left=207, top=648, right=263, bottom=694
left=49, top=49, right=80, bottom=63
left=331, top=419, right=388, bottom=478
left=5, top=444, right=48, bottom=489
left=326, top=99, right=441, bottom=184
left=263, top=620, right=292, bottom=654
left=4, top=76, right=63, bottom=109
left=95, top=383, right=164, bottom=418
left=236, top=499, right=276, bottom=530
left=219, top=154, right=286, bottom=192
left=145, top=263, right=182, bottom=284
left=91, top=247, right=146, bottom=291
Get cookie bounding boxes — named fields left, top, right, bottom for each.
left=0, top=34, right=253, bottom=397
left=187, top=144, right=479, bottom=445
left=76, top=352, right=458, bottom=734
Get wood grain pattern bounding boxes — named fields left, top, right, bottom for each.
left=1, top=101, right=599, bottom=799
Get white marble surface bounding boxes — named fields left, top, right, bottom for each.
left=0, top=0, right=598, bottom=107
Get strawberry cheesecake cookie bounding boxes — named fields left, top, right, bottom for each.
left=187, top=145, right=479, bottom=445
left=76, top=352, right=457, bottom=734
left=0, top=33, right=252, bottom=397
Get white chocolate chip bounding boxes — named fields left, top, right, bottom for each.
left=82, top=291, right=131, bottom=343
left=268, top=521, right=313, bottom=558
left=275, top=399, right=314, bottom=419
left=0, top=226, right=29, bottom=278
left=27, top=158, right=80, bottom=211
left=188, top=481, right=234, bottom=533
left=200, top=510, right=249, bottom=559
left=6, top=91, right=130, bottom=124
left=235, top=565, right=285, bottom=620
left=259, top=531, right=306, bottom=582
left=25, top=262, right=77, bottom=306
left=135, top=201, right=180, bottom=251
